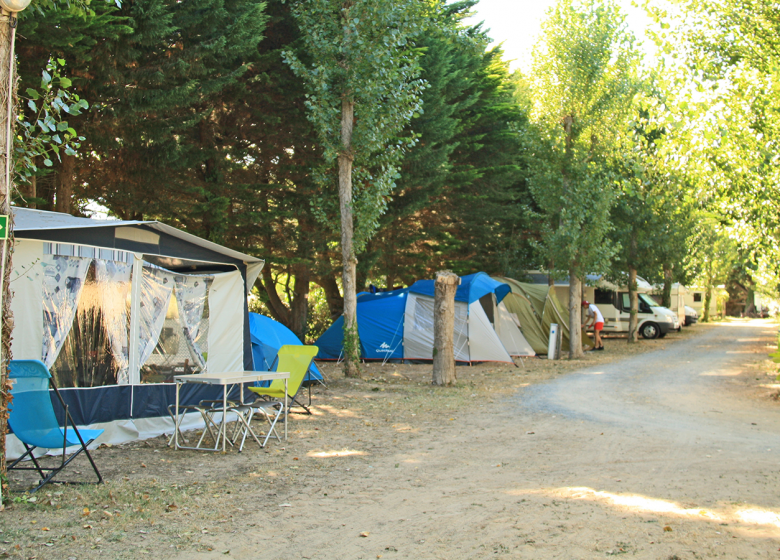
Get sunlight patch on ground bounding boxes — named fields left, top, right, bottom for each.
left=506, top=487, right=780, bottom=530
left=698, top=370, right=742, bottom=376
left=582, top=371, right=606, bottom=375
left=307, top=449, right=367, bottom=458
left=737, top=338, right=761, bottom=342
left=313, top=405, right=358, bottom=418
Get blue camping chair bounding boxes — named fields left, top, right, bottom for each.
left=7, top=360, right=103, bottom=493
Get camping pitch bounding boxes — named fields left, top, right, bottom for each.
left=8, top=207, right=264, bottom=456
left=316, top=272, right=534, bottom=363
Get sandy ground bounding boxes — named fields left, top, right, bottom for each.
left=1, top=319, right=779, bottom=559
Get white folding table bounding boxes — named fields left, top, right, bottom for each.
left=172, top=371, right=290, bottom=452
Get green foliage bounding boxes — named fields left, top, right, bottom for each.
left=283, top=0, right=427, bottom=253
left=15, top=58, right=87, bottom=185
left=527, top=0, right=641, bottom=280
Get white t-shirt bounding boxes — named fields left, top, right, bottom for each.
left=587, top=303, right=604, bottom=324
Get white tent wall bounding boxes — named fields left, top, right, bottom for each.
left=467, top=301, right=514, bottom=363
left=10, top=239, right=44, bottom=360
left=402, top=294, right=471, bottom=361
left=206, top=270, right=245, bottom=372
left=402, top=293, right=515, bottom=363
left=494, top=301, right=535, bottom=357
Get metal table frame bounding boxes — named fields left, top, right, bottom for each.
left=172, top=371, right=290, bottom=452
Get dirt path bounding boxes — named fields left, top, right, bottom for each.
left=184, top=320, right=780, bottom=559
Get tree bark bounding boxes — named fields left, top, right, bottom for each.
left=289, top=264, right=310, bottom=343
left=260, top=265, right=310, bottom=342
left=568, top=270, right=583, bottom=359
left=627, top=265, right=639, bottom=343
left=55, top=153, right=75, bottom=214
left=315, top=274, right=343, bottom=320
left=702, top=259, right=713, bottom=323
left=661, top=262, right=673, bottom=308
left=0, top=10, right=18, bottom=503
left=339, top=97, right=360, bottom=378
left=432, top=271, right=459, bottom=386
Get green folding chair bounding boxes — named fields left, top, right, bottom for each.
left=231, top=345, right=318, bottom=449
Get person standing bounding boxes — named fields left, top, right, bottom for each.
left=582, top=300, right=605, bottom=350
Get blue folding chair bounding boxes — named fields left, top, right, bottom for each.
left=7, top=360, right=103, bottom=493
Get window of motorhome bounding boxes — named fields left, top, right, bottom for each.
left=639, top=294, right=661, bottom=307
left=594, top=289, right=613, bottom=305
left=693, top=293, right=702, bottom=302
left=620, top=293, right=655, bottom=312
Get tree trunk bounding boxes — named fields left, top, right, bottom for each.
left=568, top=270, right=583, bottom=359
left=339, top=97, right=360, bottom=378
left=260, top=265, right=311, bottom=342
left=55, top=153, right=75, bottom=214
left=627, top=265, right=639, bottom=343
left=0, top=10, right=18, bottom=504
left=432, top=271, right=459, bottom=386
left=661, top=262, right=673, bottom=308
left=316, top=274, right=343, bottom=320
left=289, top=264, right=310, bottom=343
left=702, top=259, right=713, bottom=323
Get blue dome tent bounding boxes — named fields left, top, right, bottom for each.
left=248, top=313, right=324, bottom=385
left=316, top=272, right=534, bottom=363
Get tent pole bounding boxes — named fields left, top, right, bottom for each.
left=128, top=255, right=143, bottom=386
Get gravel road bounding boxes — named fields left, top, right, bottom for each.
left=194, top=320, right=780, bottom=560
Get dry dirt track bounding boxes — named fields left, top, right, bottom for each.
left=188, top=320, right=780, bottom=560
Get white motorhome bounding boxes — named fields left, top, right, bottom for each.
left=526, top=272, right=680, bottom=339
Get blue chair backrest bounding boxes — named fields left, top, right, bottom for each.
left=9, top=360, right=66, bottom=449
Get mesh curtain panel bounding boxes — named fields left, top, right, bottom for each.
left=137, top=266, right=175, bottom=369
left=173, top=275, right=210, bottom=370
left=95, top=260, right=133, bottom=383
left=41, top=255, right=91, bottom=368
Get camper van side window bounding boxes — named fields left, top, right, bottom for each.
left=594, top=289, right=613, bottom=305
left=693, top=293, right=702, bottom=302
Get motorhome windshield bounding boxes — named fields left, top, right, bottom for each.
left=639, top=293, right=660, bottom=307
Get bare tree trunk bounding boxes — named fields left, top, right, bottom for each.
left=339, top=97, right=360, bottom=378
left=432, top=271, right=459, bottom=386
left=55, top=153, right=75, bottom=214
left=315, top=274, right=343, bottom=320
left=289, top=264, right=310, bottom=343
left=661, top=262, right=673, bottom=308
left=0, top=10, right=17, bottom=504
left=702, top=259, right=713, bottom=323
left=568, top=270, right=583, bottom=359
left=627, top=265, right=639, bottom=343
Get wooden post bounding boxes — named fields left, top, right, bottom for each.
left=432, top=271, right=459, bottom=386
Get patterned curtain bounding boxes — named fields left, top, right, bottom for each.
left=41, top=255, right=91, bottom=367
left=95, top=260, right=133, bottom=384
left=173, top=275, right=209, bottom=370
left=137, top=266, right=175, bottom=368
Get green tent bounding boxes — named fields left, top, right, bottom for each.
left=494, top=277, right=591, bottom=355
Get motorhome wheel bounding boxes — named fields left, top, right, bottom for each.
left=640, top=322, right=660, bottom=339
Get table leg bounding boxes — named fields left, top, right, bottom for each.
left=284, top=377, right=288, bottom=441
left=222, top=385, right=228, bottom=453
left=175, top=382, right=181, bottom=449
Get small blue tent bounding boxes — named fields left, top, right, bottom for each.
left=316, top=272, right=533, bottom=362
left=248, top=313, right=323, bottom=384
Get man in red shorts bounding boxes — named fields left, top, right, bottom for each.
left=582, top=300, right=605, bottom=351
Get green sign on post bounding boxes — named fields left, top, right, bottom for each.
left=0, top=215, right=6, bottom=240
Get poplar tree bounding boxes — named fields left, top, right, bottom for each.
left=284, top=0, right=426, bottom=377
left=529, top=0, right=640, bottom=358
